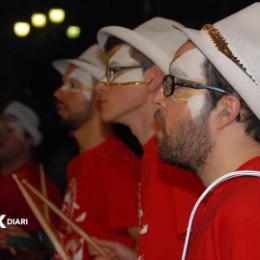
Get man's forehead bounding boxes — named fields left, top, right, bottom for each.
left=109, top=44, right=129, bottom=60
left=109, top=44, right=141, bottom=66
left=170, top=43, right=207, bottom=82
left=0, top=114, right=18, bottom=122
left=109, top=44, right=144, bottom=62
left=63, top=64, right=77, bottom=81
left=107, top=43, right=124, bottom=60
left=171, top=41, right=196, bottom=65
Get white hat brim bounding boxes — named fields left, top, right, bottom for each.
left=98, top=26, right=172, bottom=74
left=52, top=59, right=104, bottom=80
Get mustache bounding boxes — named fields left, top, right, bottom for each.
left=55, top=98, right=66, bottom=109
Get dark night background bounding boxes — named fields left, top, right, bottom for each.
left=0, top=0, right=256, bottom=190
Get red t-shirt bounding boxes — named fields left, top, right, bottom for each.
left=58, top=136, right=139, bottom=259
left=138, top=136, right=204, bottom=259
left=186, top=156, right=260, bottom=260
left=0, top=163, right=61, bottom=231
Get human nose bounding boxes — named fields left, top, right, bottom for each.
left=153, top=88, right=167, bottom=109
left=95, top=81, right=109, bottom=94
left=53, top=85, right=65, bottom=99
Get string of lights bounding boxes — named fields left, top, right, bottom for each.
left=13, top=8, right=81, bottom=39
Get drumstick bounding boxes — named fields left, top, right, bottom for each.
left=22, top=179, right=107, bottom=256
left=8, top=246, right=16, bottom=256
left=39, top=164, right=50, bottom=222
left=12, top=174, right=69, bottom=260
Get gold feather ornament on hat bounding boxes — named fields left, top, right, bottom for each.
left=203, top=24, right=256, bottom=83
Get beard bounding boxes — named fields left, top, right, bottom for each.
left=61, top=114, right=89, bottom=131
left=56, top=97, right=94, bottom=131
left=156, top=103, right=213, bottom=173
left=62, top=119, right=81, bottom=131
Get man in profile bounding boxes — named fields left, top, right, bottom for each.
left=95, top=17, right=204, bottom=259
left=154, top=3, right=260, bottom=259
left=53, top=44, right=139, bottom=259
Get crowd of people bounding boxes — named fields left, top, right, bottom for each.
left=0, top=2, right=260, bottom=260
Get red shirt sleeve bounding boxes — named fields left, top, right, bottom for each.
left=223, top=217, right=260, bottom=259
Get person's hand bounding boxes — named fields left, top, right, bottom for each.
left=0, top=225, right=30, bottom=250
left=89, top=237, right=137, bottom=260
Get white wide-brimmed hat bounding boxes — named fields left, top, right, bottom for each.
left=52, top=44, right=105, bottom=80
left=172, top=3, right=260, bottom=119
left=97, top=17, right=188, bottom=74
left=4, top=101, right=42, bottom=146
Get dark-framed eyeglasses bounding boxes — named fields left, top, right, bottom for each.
left=105, top=61, right=151, bottom=84
left=162, top=74, right=229, bottom=97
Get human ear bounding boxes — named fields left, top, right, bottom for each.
left=214, top=94, right=241, bottom=130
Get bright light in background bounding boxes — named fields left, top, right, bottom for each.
left=48, top=8, right=65, bottom=24
left=13, top=22, right=31, bottom=37
left=66, top=26, right=81, bottom=39
left=31, top=13, right=47, bottom=28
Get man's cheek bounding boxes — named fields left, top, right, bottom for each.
left=185, top=94, right=206, bottom=119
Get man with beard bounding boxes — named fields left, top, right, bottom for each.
left=0, top=101, right=61, bottom=258
left=95, top=18, right=204, bottom=260
left=52, top=44, right=139, bottom=259
left=154, top=3, right=260, bottom=259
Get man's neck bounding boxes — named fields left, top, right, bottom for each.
left=119, top=96, right=158, bottom=146
left=198, top=129, right=260, bottom=187
left=72, top=112, right=112, bottom=152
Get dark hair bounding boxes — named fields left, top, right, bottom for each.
left=205, top=60, right=260, bottom=142
left=104, top=36, right=124, bottom=52
left=129, top=47, right=153, bottom=71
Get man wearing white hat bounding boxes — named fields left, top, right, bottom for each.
left=95, top=18, right=204, bottom=259
left=154, top=3, right=260, bottom=259
left=52, top=44, right=139, bottom=259
left=0, top=101, right=61, bottom=257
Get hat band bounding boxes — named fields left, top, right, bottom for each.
left=202, top=24, right=255, bottom=83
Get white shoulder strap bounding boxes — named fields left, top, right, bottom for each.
left=181, top=170, right=260, bottom=260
